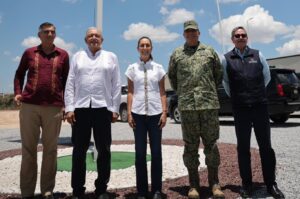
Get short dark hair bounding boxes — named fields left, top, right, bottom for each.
left=231, top=26, right=247, bottom=39
left=39, top=22, right=55, bottom=32
left=137, top=36, right=153, bottom=60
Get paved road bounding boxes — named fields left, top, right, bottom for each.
left=0, top=115, right=299, bottom=151
left=0, top=115, right=300, bottom=198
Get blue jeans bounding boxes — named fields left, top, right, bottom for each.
left=132, top=113, right=162, bottom=196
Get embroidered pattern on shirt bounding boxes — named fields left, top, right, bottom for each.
left=51, top=56, right=58, bottom=94
left=32, top=52, right=40, bottom=92
left=143, top=63, right=148, bottom=115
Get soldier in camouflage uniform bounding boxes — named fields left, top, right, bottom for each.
left=168, top=20, right=224, bottom=199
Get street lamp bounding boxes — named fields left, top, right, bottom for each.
left=246, top=17, right=254, bottom=47
left=216, top=0, right=225, bottom=54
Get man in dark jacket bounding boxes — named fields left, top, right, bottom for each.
left=222, top=26, right=284, bottom=199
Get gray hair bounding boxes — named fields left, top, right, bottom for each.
left=231, top=26, right=247, bottom=39
left=85, top=27, right=102, bottom=36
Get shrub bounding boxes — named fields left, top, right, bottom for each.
left=0, top=94, right=17, bottom=110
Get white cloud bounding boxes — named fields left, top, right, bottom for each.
left=163, top=0, right=181, bottom=5
left=13, top=56, right=21, bottom=62
left=291, top=25, right=300, bottom=39
left=276, top=39, right=300, bottom=56
left=54, top=37, right=76, bottom=56
left=21, top=36, right=76, bottom=56
left=160, top=7, right=169, bottom=15
left=164, top=8, right=195, bottom=26
left=209, top=4, right=291, bottom=46
left=123, top=23, right=180, bottom=42
left=21, top=36, right=40, bottom=47
left=62, top=0, right=78, bottom=3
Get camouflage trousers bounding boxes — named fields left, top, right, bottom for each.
left=180, top=109, right=221, bottom=187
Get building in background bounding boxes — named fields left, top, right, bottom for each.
left=267, top=54, right=300, bottom=72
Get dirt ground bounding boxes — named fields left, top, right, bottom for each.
left=0, top=110, right=20, bottom=129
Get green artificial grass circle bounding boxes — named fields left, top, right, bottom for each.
left=57, top=152, right=151, bottom=172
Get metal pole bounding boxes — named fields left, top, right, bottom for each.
left=93, top=0, right=103, bottom=161
left=246, top=17, right=253, bottom=47
left=216, top=0, right=225, bottom=54
left=96, top=0, right=103, bottom=30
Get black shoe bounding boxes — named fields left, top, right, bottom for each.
left=240, top=185, right=252, bottom=198
left=152, top=191, right=162, bottom=199
left=97, top=193, right=109, bottom=199
left=22, top=196, right=34, bottom=199
left=267, top=184, right=285, bottom=199
left=72, top=194, right=85, bottom=199
left=72, top=196, right=85, bottom=199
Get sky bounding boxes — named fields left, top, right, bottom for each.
left=1, top=0, right=300, bottom=93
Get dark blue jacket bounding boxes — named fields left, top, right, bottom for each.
left=224, top=48, right=267, bottom=107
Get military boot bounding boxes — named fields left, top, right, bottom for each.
left=188, top=168, right=200, bottom=187
left=188, top=188, right=199, bottom=199
left=208, top=167, right=224, bottom=198
left=212, top=184, right=225, bottom=199
left=187, top=168, right=200, bottom=198
left=208, top=167, right=218, bottom=185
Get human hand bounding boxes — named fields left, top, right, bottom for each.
left=14, top=94, right=22, bottom=106
left=158, top=112, right=167, bottom=129
left=128, top=114, right=136, bottom=129
left=66, top=111, right=76, bottom=125
left=112, top=112, right=119, bottom=123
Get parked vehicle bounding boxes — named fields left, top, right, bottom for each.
left=168, top=67, right=300, bottom=124
left=118, top=87, right=174, bottom=122
left=119, top=85, right=128, bottom=122
left=296, top=72, right=300, bottom=80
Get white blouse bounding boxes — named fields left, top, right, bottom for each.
left=125, top=60, right=166, bottom=116
left=64, top=49, right=121, bottom=113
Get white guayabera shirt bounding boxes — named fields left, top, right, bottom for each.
left=125, top=60, right=166, bottom=116
left=64, top=49, right=121, bottom=113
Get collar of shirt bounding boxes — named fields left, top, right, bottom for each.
left=86, top=48, right=102, bottom=58
left=138, top=59, right=153, bottom=68
left=35, top=44, right=61, bottom=56
left=183, top=41, right=200, bottom=51
left=234, top=46, right=250, bottom=59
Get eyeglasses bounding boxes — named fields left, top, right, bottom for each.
left=41, top=30, right=56, bottom=34
left=234, top=34, right=247, bottom=38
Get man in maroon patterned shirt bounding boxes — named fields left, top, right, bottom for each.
left=14, top=22, right=69, bottom=199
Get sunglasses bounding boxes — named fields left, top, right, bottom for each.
left=41, top=30, right=56, bottom=34
left=234, top=34, right=247, bottom=39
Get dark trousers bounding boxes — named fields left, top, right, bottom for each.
left=132, top=113, right=162, bottom=196
left=71, top=107, right=112, bottom=197
left=233, top=104, right=276, bottom=187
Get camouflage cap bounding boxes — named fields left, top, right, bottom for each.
left=184, top=20, right=199, bottom=31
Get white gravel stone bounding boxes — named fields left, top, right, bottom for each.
left=0, top=144, right=205, bottom=194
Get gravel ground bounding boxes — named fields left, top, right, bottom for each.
left=0, top=114, right=299, bottom=198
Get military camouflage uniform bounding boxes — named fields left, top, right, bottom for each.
left=168, top=42, right=223, bottom=188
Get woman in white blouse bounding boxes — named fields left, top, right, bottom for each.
left=125, top=36, right=167, bottom=199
